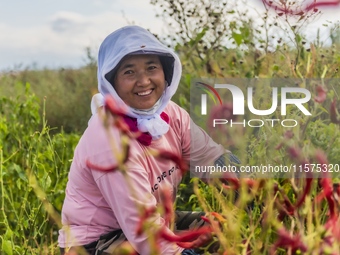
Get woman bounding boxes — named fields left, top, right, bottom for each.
left=58, top=25, right=237, bottom=255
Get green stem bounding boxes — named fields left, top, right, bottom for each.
left=0, top=149, right=8, bottom=226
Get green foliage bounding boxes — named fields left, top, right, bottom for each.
left=0, top=85, right=79, bottom=254
left=0, top=64, right=97, bottom=133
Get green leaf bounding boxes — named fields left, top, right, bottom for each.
left=12, top=164, right=27, bottom=183
left=240, top=26, right=250, bottom=38
left=16, top=178, right=21, bottom=190
left=295, top=34, right=302, bottom=43
left=232, top=32, right=243, bottom=46
left=2, top=239, right=13, bottom=255
left=189, top=28, right=208, bottom=47
left=4, top=229, right=13, bottom=239
left=185, top=74, right=191, bottom=87
left=179, top=94, right=188, bottom=108
left=189, top=194, right=197, bottom=202
left=44, top=175, right=52, bottom=189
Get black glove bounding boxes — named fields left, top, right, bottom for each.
left=214, top=153, right=241, bottom=171
left=181, top=249, right=200, bottom=255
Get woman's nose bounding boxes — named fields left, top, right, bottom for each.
left=136, top=72, right=150, bottom=86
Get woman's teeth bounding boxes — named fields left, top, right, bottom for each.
left=137, top=90, right=152, bottom=96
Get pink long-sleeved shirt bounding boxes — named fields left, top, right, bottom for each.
left=58, top=101, right=225, bottom=255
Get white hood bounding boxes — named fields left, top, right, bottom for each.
left=96, top=25, right=181, bottom=116
left=91, top=26, right=182, bottom=139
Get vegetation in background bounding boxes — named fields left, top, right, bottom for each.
left=0, top=49, right=97, bottom=133
left=0, top=85, right=79, bottom=254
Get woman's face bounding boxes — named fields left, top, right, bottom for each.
left=113, top=54, right=166, bottom=110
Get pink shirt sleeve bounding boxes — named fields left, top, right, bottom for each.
left=170, top=102, right=226, bottom=172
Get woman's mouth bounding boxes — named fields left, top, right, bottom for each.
left=136, top=89, right=153, bottom=96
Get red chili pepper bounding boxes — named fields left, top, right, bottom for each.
left=86, top=159, right=119, bottom=172
left=136, top=207, right=157, bottom=236
left=314, top=85, right=327, bottom=103
left=294, top=188, right=310, bottom=209
left=275, top=131, right=294, bottom=150
left=314, top=150, right=337, bottom=217
left=287, top=146, right=301, bottom=159
left=222, top=184, right=232, bottom=190
left=176, top=241, right=197, bottom=249
left=276, top=200, right=294, bottom=221
left=270, top=228, right=307, bottom=254
left=221, top=172, right=240, bottom=189
left=261, top=0, right=340, bottom=15
left=177, top=231, right=212, bottom=249
left=160, top=188, right=174, bottom=226
left=208, top=103, right=235, bottom=120
left=330, top=98, right=340, bottom=124
left=157, top=150, right=188, bottom=174
left=200, top=216, right=211, bottom=224
left=241, top=239, right=252, bottom=255
left=275, top=142, right=283, bottom=150
left=104, top=95, right=128, bottom=115
left=324, top=215, right=340, bottom=241
left=284, top=130, right=294, bottom=139
left=320, top=178, right=336, bottom=217
left=86, top=142, right=130, bottom=172
left=159, top=226, right=212, bottom=243
left=315, top=149, right=330, bottom=166
left=333, top=183, right=340, bottom=197
left=177, top=231, right=213, bottom=249
left=245, top=179, right=258, bottom=188
left=211, top=212, right=226, bottom=223
left=274, top=185, right=295, bottom=220
left=313, top=150, right=340, bottom=251
left=295, top=175, right=313, bottom=209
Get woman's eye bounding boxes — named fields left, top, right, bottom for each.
left=123, top=70, right=134, bottom=75
left=148, top=66, right=157, bottom=70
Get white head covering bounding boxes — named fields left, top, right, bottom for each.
left=91, top=25, right=182, bottom=139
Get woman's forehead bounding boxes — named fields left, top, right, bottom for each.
left=116, top=55, right=162, bottom=73
left=119, top=54, right=161, bottom=64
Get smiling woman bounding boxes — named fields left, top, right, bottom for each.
left=57, top=25, right=239, bottom=255
left=110, top=54, right=167, bottom=110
